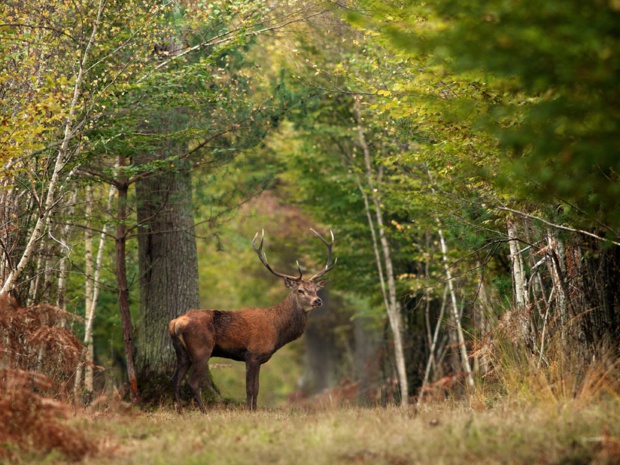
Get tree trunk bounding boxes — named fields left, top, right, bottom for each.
left=135, top=156, right=203, bottom=400
left=75, top=185, right=94, bottom=403
left=76, top=184, right=114, bottom=403
left=56, top=190, right=77, bottom=317
left=437, top=225, right=475, bottom=390
left=419, top=285, right=448, bottom=402
left=354, top=98, right=409, bottom=407
left=1, top=0, right=103, bottom=294
left=507, top=219, right=528, bottom=310
left=426, top=167, right=474, bottom=390
left=116, top=156, right=140, bottom=405
left=546, top=229, right=568, bottom=345
left=507, top=219, right=531, bottom=345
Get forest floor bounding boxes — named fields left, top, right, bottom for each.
left=25, top=397, right=620, bottom=465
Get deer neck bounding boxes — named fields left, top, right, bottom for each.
left=272, top=293, right=309, bottom=349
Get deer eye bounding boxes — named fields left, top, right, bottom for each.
left=297, top=289, right=305, bottom=294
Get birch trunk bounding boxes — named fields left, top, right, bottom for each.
left=507, top=219, right=531, bottom=344
left=419, top=285, right=449, bottom=400
left=354, top=99, right=409, bottom=406
left=75, top=185, right=94, bottom=402
left=437, top=226, right=475, bottom=389
left=56, top=190, right=78, bottom=317
left=75, top=184, right=113, bottom=401
left=546, top=229, right=568, bottom=344
left=507, top=219, right=528, bottom=310
left=426, top=167, right=474, bottom=389
left=84, top=185, right=115, bottom=395
left=1, top=0, right=104, bottom=293
left=474, top=269, right=491, bottom=375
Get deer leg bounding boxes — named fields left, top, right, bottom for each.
left=182, top=330, right=216, bottom=413
left=172, top=363, right=191, bottom=413
left=245, top=359, right=260, bottom=411
left=170, top=336, right=191, bottom=414
left=188, top=361, right=209, bottom=413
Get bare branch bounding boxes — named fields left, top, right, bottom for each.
left=496, top=206, right=620, bottom=247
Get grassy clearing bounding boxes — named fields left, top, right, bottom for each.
left=34, top=397, right=618, bottom=465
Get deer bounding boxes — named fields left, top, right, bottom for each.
left=169, top=228, right=336, bottom=412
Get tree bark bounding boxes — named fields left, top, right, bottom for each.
left=437, top=225, right=475, bottom=389
left=1, top=0, right=104, bottom=294
left=116, top=156, right=140, bottom=405
left=426, top=167, right=474, bottom=390
left=135, top=156, right=202, bottom=397
left=507, top=219, right=531, bottom=344
left=354, top=98, right=409, bottom=407
left=76, top=183, right=115, bottom=402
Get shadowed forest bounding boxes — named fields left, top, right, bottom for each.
left=1, top=0, right=619, bottom=463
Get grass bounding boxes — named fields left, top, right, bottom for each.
left=34, top=396, right=619, bottom=465
left=4, top=327, right=619, bottom=464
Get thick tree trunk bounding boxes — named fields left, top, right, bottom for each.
left=135, top=156, right=204, bottom=400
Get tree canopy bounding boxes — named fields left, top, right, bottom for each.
left=1, top=0, right=619, bottom=424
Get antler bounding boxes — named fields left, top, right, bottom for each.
left=309, top=228, right=337, bottom=281
left=252, top=230, right=303, bottom=281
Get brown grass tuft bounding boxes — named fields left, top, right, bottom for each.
left=0, top=370, right=96, bottom=461
left=0, top=293, right=97, bottom=461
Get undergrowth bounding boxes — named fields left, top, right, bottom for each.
left=0, top=293, right=96, bottom=461
left=1, top=289, right=618, bottom=464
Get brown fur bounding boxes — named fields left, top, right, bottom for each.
left=170, top=279, right=328, bottom=412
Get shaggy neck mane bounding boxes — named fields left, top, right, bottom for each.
left=272, top=292, right=308, bottom=349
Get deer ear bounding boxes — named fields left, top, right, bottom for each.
left=314, top=279, right=329, bottom=289
left=284, top=278, right=298, bottom=290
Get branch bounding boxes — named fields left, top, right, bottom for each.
left=496, top=206, right=620, bottom=247
left=138, top=9, right=326, bottom=83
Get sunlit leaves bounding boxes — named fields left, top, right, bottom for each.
left=351, top=0, right=620, bottom=232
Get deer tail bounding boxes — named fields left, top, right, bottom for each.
left=169, top=318, right=189, bottom=351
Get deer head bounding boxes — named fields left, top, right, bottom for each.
left=252, top=228, right=337, bottom=312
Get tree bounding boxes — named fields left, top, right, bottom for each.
left=346, top=0, right=620, bottom=365
left=113, top=1, right=327, bottom=398
left=1, top=0, right=105, bottom=294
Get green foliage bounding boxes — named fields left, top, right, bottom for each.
left=350, top=0, right=620, bottom=232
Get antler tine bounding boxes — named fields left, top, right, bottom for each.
left=252, top=230, right=303, bottom=281
left=309, top=228, right=337, bottom=281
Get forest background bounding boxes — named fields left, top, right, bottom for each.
left=1, top=0, right=619, bottom=461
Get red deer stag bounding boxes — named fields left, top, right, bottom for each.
left=169, top=229, right=336, bottom=412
